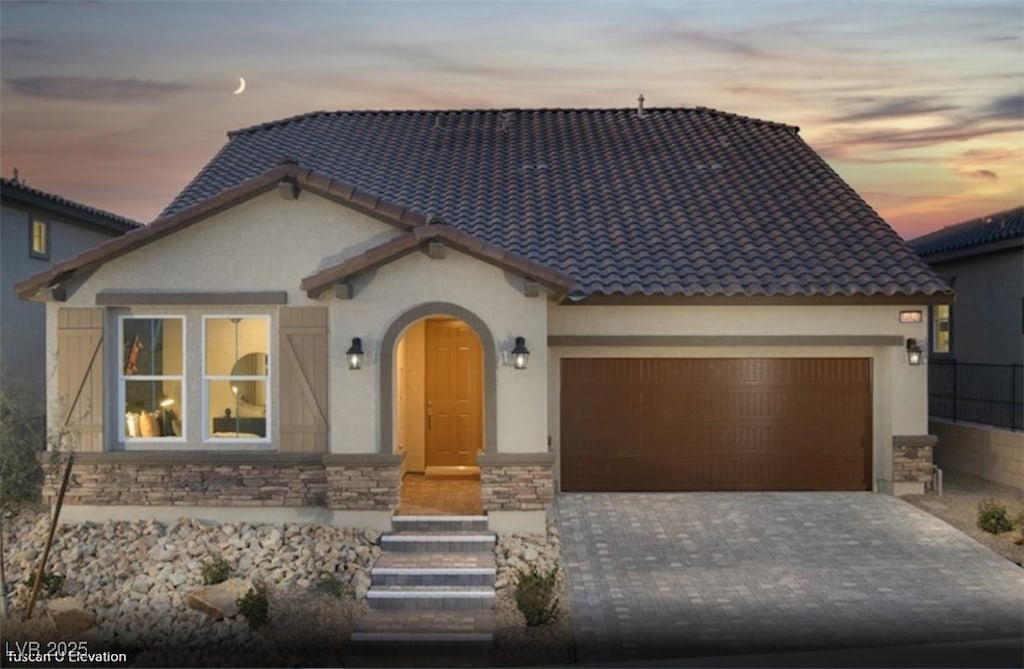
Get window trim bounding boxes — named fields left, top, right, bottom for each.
left=118, top=315, right=187, bottom=445
left=29, top=219, right=50, bottom=259
left=201, top=314, right=272, bottom=444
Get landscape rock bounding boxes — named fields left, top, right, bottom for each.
left=186, top=578, right=253, bottom=619
left=47, top=597, right=95, bottom=635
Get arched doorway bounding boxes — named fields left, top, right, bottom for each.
left=382, top=303, right=496, bottom=515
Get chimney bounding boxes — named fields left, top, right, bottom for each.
left=637, top=93, right=645, bottom=118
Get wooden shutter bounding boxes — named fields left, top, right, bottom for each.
left=278, top=306, right=328, bottom=453
left=57, top=308, right=104, bottom=452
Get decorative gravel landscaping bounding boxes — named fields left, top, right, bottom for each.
left=2, top=512, right=572, bottom=667
left=902, top=469, right=1024, bottom=567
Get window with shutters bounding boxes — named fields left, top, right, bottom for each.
left=203, top=316, right=270, bottom=441
left=120, top=316, right=185, bottom=441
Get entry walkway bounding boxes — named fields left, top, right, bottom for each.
left=557, top=492, right=1024, bottom=665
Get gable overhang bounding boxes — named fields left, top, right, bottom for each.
left=300, top=224, right=575, bottom=299
left=14, top=164, right=429, bottom=302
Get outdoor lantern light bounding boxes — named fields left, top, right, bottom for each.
left=906, top=338, right=923, bottom=366
left=346, top=337, right=365, bottom=370
left=511, top=336, right=530, bottom=370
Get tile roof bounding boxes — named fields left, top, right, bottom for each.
left=155, top=107, right=952, bottom=299
left=1, top=177, right=141, bottom=233
left=908, top=206, right=1023, bottom=259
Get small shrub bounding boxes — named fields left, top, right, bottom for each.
left=200, top=556, right=232, bottom=585
left=317, top=572, right=348, bottom=599
left=514, top=564, right=559, bottom=627
left=237, top=587, right=269, bottom=629
left=1015, top=508, right=1024, bottom=530
left=26, top=571, right=65, bottom=599
left=977, top=499, right=1013, bottom=534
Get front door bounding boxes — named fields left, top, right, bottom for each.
left=425, top=319, right=483, bottom=467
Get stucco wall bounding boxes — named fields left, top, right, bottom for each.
left=47, top=190, right=549, bottom=458
left=928, top=248, right=1023, bottom=365
left=547, top=304, right=931, bottom=492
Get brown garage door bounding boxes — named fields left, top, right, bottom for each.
left=560, top=358, right=872, bottom=491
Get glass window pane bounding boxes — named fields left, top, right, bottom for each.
left=123, top=318, right=183, bottom=376
left=124, top=380, right=182, bottom=438
left=205, top=318, right=269, bottom=376
left=209, top=380, right=267, bottom=438
left=933, top=305, right=950, bottom=353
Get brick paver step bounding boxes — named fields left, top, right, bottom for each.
left=367, top=585, right=495, bottom=611
left=392, top=515, right=489, bottom=532
left=380, top=531, right=495, bottom=553
left=353, top=609, right=495, bottom=639
left=372, top=551, right=496, bottom=587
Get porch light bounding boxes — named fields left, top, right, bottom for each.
left=511, top=336, right=530, bottom=370
left=346, top=337, right=365, bottom=370
left=906, top=338, right=923, bottom=366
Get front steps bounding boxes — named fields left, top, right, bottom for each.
left=350, top=515, right=497, bottom=667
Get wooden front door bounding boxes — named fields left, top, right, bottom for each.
left=425, top=319, right=483, bottom=467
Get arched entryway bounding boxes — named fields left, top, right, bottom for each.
left=380, top=303, right=496, bottom=515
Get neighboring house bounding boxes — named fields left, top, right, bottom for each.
left=908, top=207, right=1023, bottom=366
left=16, top=106, right=951, bottom=531
left=1, top=177, right=140, bottom=419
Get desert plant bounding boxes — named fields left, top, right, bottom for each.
left=25, top=571, right=64, bottom=599
left=977, top=498, right=1013, bottom=534
left=317, top=572, right=348, bottom=599
left=237, top=586, right=269, bottom=629
left=514, top=563, right=560, bottom=627
left=200, top=556, right=232, bottom=585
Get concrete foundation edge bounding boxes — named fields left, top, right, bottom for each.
left=486, top=510, right=546, bottom=534
left=56, top=505, right=395, bottom=530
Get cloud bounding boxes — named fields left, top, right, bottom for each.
left=983, top=93, right=1023, bottom=121
left=3, top=76, right=188, bottom=101
left=961, top=169, right=998, bottom=180
left=830, top=98, right=960, bottom=123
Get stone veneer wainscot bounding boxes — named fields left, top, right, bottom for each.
left=892, top=435, right=937, bottom=495
left=478, top=452, right=555, bottom=511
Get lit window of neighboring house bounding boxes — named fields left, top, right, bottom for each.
left=30, top=220, right=49, bottom=258
left=932, top=304, right=951, bottom=354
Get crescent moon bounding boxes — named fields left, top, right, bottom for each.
left=233, top=77, right=246, bottom=95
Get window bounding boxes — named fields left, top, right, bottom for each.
left=932, top=304, right=951, bottom=354
left=204, top=316, right=270, bottom=440
left=30, top=220, right=49, bottom=258
left=120, top=317, right=184, bottom=440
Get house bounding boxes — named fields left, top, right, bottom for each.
left=1, top=176, right=140, bottom=420
left=16, top=106, right=951, bottom=531
left=908, top=207, right=1023, bottom=489
left=908, top=207, right=1023, bottom=366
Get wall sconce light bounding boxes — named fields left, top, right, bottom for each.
left=511, top=336, right=530, bottom=370
left=906, top=338, right=923, bottom=366
left=346, top=337, right=365, bottom=370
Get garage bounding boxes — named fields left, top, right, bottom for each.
left=560, top=358, right=872, bottom=492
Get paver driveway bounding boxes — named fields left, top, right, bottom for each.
left=557, top=492, right=1024, bottom=664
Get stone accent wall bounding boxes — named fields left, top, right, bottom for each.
left=480, top=463, right=554, bottom=511
left=930, top=420, right=1024, bottom=491
left=325, top=463, right=400, bottom=511
left=892, top=435, right=936, bottom=490
left=44, top=463, right=327, bottom=507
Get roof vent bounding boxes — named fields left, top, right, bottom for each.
left=279, top=156, right=298, bottom=166
left=499, top=112, right=512, bottom=132
left=637, top=93, right=645, bottom=118
left=428, top=216, right=448, bottom=226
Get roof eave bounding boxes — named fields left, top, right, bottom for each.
left=565, top=292, right=955, bottom=306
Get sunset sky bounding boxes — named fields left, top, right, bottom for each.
left=1, top=0, right=1021, bottom=240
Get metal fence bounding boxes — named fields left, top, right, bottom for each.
left=928, top=360, right=1023, bottom=431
